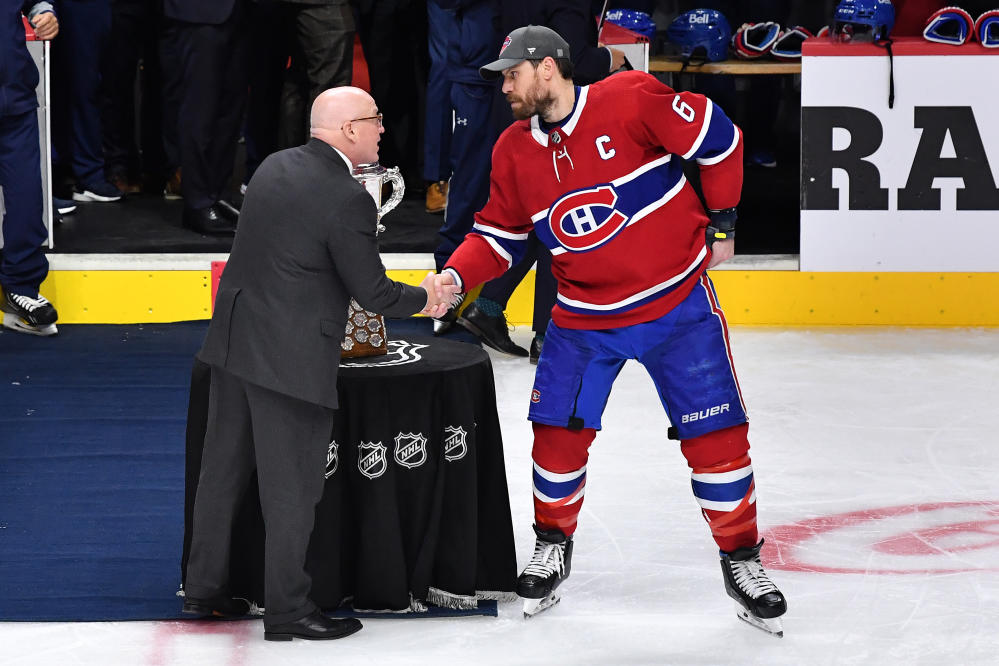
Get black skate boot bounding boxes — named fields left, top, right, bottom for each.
left=720, top=539, right=786, bottom=637
left=517, top=525, right=573, bottom=618
left=2, top=290, right=58, bottom=336
left=432, top=292, right=465, bottom=335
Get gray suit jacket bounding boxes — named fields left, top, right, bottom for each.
left=198, top=138, right=427, bottom=408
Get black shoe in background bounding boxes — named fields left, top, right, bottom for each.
left=216, top=199, right=241, bottom=221
left=529, top=335, right=544, bottom=365
left=183, top=205, right=236, bottom=235
left=181, top=594, right=250, bottom=618
left=458, top=301, right=528, bottom=357
left=264, top=611, right=362, bottom=642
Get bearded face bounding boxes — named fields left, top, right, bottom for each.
left=505, top=65, right=556, bottom=120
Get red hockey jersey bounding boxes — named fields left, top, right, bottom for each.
left=445, top=70, right=743, bottom=330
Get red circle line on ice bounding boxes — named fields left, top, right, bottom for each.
left=761, top=501, right=999, bottom=575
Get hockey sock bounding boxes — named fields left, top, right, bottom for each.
left=531, top=423, right=596, bottom=536
left=680, top=423, right=759, bottom=553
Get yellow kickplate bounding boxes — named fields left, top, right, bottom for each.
left=40, top=269, right=999, bottom=326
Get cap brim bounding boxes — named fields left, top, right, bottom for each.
left=479, top=58, right=525, bottom=80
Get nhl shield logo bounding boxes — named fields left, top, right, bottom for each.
left=443, top=425, right=468, bottom=462
left=357, top=441, right=387, bottom=479
left=394, top=432, right=428, bottom=469
left=325, top=440, right=339, bottom=479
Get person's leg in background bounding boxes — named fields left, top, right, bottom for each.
left=170, top=3, right=249, bottom=233
left=52, top=0, right=122, bottom=203
left=424, top=0, right=453, bottom=214
left=294, top=0, right=355, bottom=117
left=243, top=0, right=287, bottom=191
left=353, top=0, right=428, bottom=188
left=101, top=0, right=144, bottom=193
left=158, top=15, right=184, bottom=201
left=0, top=110, right=58, bottom=336
left=203, top=7, right=250, bottom=214
left=137, top=5, right=168, bottom=195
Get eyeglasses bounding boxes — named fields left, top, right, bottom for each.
left=348, top=113, right=383, bottom=128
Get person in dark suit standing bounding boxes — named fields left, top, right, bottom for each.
left=182, top=86, right=460, bottom=641
left=160, top=0, right=249, bottom=234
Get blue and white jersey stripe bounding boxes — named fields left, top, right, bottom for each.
left=689, top=101, right=740, bottom=165
left=469, top=222, right=530, bottom=270
left=691, top=465, right=755, bottom=512
left=555, top=246, right=706, bottom=316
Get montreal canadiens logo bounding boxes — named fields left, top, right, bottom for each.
left=548, top=185, right=629, bottom=252
left=500, top=34, right=512, bottom=54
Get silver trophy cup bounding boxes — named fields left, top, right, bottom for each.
left=352, top=162, right=404, bottom=234
left=342, top=163, right=405, bottom=357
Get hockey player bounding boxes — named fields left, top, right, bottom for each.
left=440, top=25, right=787, bottom=636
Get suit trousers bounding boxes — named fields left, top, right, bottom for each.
left=101, top=0, right=167, bottom=182
left=161, top=9, right=250, bottom=210
left=185, top=365, right=335, bottom=625
left=51, top=0, right=112, bottom=187
left=0, top=110, right=48, bottom=296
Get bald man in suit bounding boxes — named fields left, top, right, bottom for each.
left=183, top=87, right=459, bottom=641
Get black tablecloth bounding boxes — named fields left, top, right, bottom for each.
left=182, top=336, right=517, bottom=611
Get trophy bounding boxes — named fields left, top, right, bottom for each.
left=342, top=163, right=405, bottom=359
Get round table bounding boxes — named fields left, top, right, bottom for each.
left=182, top=336, right=517, bottom=612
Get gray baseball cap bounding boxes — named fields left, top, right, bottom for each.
left=479, top=25, right=571, bottom=80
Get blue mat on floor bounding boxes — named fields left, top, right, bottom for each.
left=0, top=319, right=486, bottom=622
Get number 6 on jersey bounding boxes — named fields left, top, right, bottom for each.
left=672, top=96, right=696, bottom=122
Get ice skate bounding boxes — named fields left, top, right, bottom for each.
left=720, top=539, right=786, bottom=637
left=432, top=292, right=464, bottom=335
left=517, top=525, right=572, bottom=618
left=2, top=292, right=58, bottom=337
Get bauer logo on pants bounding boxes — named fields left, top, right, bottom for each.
left=443, top=425, right=468, bottom=462
left=394, top=432, right=428, bottom=469
left=358, top=441, right=387, bottom=479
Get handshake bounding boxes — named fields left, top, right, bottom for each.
left=418, top=271, right=462, bottom=318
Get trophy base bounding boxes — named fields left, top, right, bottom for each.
left=341, top=299, right=388, bottom=358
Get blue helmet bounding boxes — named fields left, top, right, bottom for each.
left=666, top=9, right=732, bottom=62
left=605, top=9, right=656, bottom=41
left=833, top=0, right=896, bottom=42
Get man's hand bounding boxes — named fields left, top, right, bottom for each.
left=608, top=47, right=626, bottom=72
left=707, top=239, right=735, bottom=268
left=31, top=11, right=58, bottom=41
left=418, top=271, right=461, bottom=318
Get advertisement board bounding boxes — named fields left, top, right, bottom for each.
left=800, top=39, right=999, bottom=271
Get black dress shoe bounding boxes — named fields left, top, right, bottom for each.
left=264, top=610, right=362, bottom=642
left=183, top=205, right=236, bottom=235
left=529, top=335, right=544, bottom=365
left=216, top=199, right=240, bottom=221
left=182, top=594, right=250, bottom=618
left=458, top=301, right=529, bottom=357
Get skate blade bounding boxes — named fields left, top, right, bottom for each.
left=2, top=314, right=58, bottom=337
left=735, top=605, right=783, bottom=638
left=522, top=592, right=560, bottom=618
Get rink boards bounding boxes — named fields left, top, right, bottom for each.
left=40, top=253, right=999, bottom=326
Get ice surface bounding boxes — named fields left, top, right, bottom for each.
left=3, top=327, right=998, bottom=665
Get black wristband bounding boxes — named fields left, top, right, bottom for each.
left=706, top=207, right=737, bottom=246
